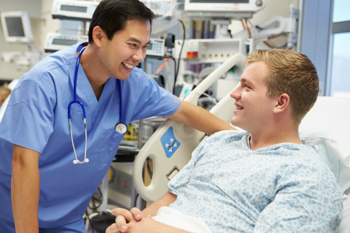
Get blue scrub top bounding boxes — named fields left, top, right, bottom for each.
left=0, top=44, right=181, bottom=228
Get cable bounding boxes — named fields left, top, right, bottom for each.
left=176, top=19, right=186, bottom=82
left=88, top=187, right=103, bottom=212
left=133, top=193, right=140, bottom=207
left=85, top=210, right=96, bottom=233
left=241, top=19, right=246, bottom=30
left=244, top=18, right=252, bottom=38
left=168, top=56, right=177, bottom=94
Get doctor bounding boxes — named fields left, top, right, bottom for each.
left=0, top=0, right=233, bottom=232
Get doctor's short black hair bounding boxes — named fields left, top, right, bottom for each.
left=88, top=0, right=155, bottom=43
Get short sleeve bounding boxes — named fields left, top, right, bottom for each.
left=122, top=68, right=181, bottom=122
left=0, top=76, right=56, bottom=153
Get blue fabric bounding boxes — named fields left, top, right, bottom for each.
left=0, top=218, right=86, bottom=233
left=0, top=43, right=180, bottom=229
left=168, top=130, right=343, bottom=233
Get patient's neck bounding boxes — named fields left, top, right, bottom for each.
left=249, top=129, right=302, bottom=151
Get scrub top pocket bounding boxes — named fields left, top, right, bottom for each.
left=98, top=129, right=124, bottom=164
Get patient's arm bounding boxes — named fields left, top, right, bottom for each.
left=142, top=191, right=177, bottom=216
left=254, top=165, right=342, bottom=232
left=107, top=192, right=177, bottom=233
left=123, top=215, right=190, bottom=233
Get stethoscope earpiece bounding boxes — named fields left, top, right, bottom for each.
left=72, top=158, right=89, bottom=164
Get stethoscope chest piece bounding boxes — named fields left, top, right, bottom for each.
left=115, top=123, right=127, bottom=134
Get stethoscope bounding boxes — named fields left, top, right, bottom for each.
left=68, top=45, right=127, bottom=165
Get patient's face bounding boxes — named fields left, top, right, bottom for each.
left=230, top=62, right=277, bottom=133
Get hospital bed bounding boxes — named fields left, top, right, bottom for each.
left=134, top=54, right=350, bottom=232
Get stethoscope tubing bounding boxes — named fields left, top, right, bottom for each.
left=68, top=47, right=87, bottom=120
left=68, top=45, right=126, bottom=165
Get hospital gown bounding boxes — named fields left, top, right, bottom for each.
left=168, top=130, right=343, bottom=233
left=0, top=43, right=181, bottom=229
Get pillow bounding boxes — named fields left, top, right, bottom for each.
left=301, top=132, right=350, bottom=195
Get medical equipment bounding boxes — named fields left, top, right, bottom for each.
left=184, top=0, right=266, bottom=19
left=51, top=0, right=99, bottom=21
left=141, top=0, right=174, bottom=17
left=174, top=38, right=245, bottom=63
left=146, top=38, right=166, bottom=57
left=44, top=33, right=88, bottom=53
left=134, top=52, right=246, bottom=202
left=68, top=45, right=127, bottom=165
left=0, top=11, right=33, bottom=43
left=68, top=47, right=88, bottom=164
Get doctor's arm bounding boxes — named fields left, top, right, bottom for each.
left=167, top=100, right=236, bottom=134
left=11, top=145, right=40, bottom=233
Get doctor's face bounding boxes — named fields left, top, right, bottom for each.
left=230, top=62, right=277, bottom=133
left=99, top=18, right=151, bottom=80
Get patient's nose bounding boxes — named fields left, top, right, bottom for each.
left=230, top=83, right=241, bottom=100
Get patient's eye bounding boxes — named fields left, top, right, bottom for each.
left=243, top=83, right=251, bottom=90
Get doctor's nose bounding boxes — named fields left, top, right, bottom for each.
left=133, top=48, right=146, bottom=63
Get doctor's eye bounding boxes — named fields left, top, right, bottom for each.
left=128, top=43, right=138, bottom=49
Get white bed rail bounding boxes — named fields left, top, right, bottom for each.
left=133, top=53, right=246, bottom=203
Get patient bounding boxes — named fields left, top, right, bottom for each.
left=106, top=49, right=343, bottom=233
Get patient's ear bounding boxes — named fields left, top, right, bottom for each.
left=273, top=93, right=290, bottom=113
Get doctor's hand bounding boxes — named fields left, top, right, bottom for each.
left=106, top=207, right=143, bottom=233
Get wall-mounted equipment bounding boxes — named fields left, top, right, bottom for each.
left=1, top=11, right=33, bottom=43
left=184, top=0, right=265, bottom=19
left=51, top=0, right=99, bottom=21
left=44, top=33, right=88, bottom=53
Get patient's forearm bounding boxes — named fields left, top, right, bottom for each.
left=141, top=191, right=177, bottom=217
left=127, top=216, right=190, bottom=233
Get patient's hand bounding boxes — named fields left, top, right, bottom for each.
left=106, top=207, right=143, bottom=233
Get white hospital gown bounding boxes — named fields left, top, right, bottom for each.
left=168, top=130, right=343, bottom=233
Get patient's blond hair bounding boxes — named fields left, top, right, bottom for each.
left=0, top=86, right=11, bottom=106
left=245, top=49, right=319, bottom=125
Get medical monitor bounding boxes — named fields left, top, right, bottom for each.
left=1, top=11, right=33, bottom=43
left=184, top=0, right=266, bottom=19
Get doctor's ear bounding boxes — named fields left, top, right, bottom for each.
left=273, top=93, right=290, bottom=113
left=92, top=26, right=105, bottom=48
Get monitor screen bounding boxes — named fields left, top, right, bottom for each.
left=1, top=11, right=33, bottom=43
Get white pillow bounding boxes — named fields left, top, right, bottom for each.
left=301, top=132, right=350, bottom=194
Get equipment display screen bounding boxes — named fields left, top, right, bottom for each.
left=5, top=17, right=25, bottom=37
left=60, top=5, right=88, bottom=13
left=52, top=38, right=78, bottom=46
